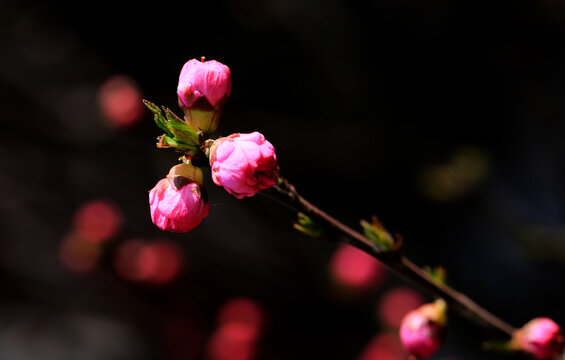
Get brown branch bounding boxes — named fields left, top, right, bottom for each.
left=262, top=178, right=516, bottom=338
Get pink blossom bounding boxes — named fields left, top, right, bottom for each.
left=512, top=318, right=564, bottom=360
left=176, top=58, right=231, bottom=133
left=210, top=132, right=278, bottom=199
left=399, top=300, right=446, bottom=358
left=149, top=165, right=209, bottom=233
left=177, top=58, right=231, bottom=109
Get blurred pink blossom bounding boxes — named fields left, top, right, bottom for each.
left=217, top=298, right=266, bottom=338
left=73, top=199, right=122, bottom=243
left=114, top=239, right=184, bottom=285
left=399, top=300, right=446, bottom=358
left=377, top=287, right=425, bottom=328
left=207, top=322, right=257, bottom=360
left=358, top=333, right=406, bottom=360
left=330, top=244, right=386, bottom=290
left=98, top=75, right=143, bottom=128
left=512, top=317, right=564, bottom=359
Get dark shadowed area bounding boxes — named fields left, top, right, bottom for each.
left=2, top=0, right=565, bottom=359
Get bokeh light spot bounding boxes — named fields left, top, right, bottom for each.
left=419, top=146, right=490, bottom=203
left=377, top=287, right=425, bottom=328
left=114, top=239, right=184, bottom=285
left=330, top=244, right=386, bottom=290
left=98, top=75, right=144, bottom=129
left=217, top=297, right=265, bottom=337
left=207, top=322, right=257, bottom=360
left=114, top=239, right=145, bottom=281
left=58, top=233, right=100, bottom=272
left=73, top=199, right=122, bottom=243
left=358, top=333, right=406, bottom=360
left=136, top=241, right=184, bottom=284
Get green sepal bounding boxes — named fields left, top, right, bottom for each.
left=163, top=107, right=200, bottom=145
left=144, top=100, right=173, bottom=137
left=157, top=134, right=200, bottom=152
left=423, top=265, right=447, bottom=286
left=143, top=100, right=200, bottom=151
left=294, top=213, right=324, bottom=238
left=360, top=215, right=395, bottom=251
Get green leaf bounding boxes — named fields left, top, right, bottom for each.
left=143, top=99, right=204, bottom=153
left=142, top=99, right=160, bottom=113
left=143, top=100, right=173, bottom=137
left=294, top=213, right=324, bottom=238
left=163, top=107, right=184, bottom=126
left=157, top=134, right=199, bottom=152
left=163, top=107, right=199, bottom=144
left=423, top=265, right=447, bottom=285
left=360, top=216, right=395, bottom=251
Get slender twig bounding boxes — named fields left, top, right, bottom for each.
left=262, top=178, right=516, bottom=338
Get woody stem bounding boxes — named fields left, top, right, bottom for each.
left=261, top=178, right=516, bottom=338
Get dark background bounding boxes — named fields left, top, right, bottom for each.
left=2, top=0, right=565, bottom=359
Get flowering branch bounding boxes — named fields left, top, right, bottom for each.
left=144, top=57, right=565, bottom=360
left=263, top=178, right=516, bottom=337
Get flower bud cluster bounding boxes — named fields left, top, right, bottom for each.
left=145, top=59, right=565, bottom=360
left=148, top=58, right=279, bottom=233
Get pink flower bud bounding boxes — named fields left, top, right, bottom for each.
left=511, top=318, right=564, bottom=359
left=210, top=132, right=279, bottom=199
left=177, top=58, right=232, bottom=133
left=399, top=299, right=447, bottom=358
left=149, top=164, right=210, bottom=233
